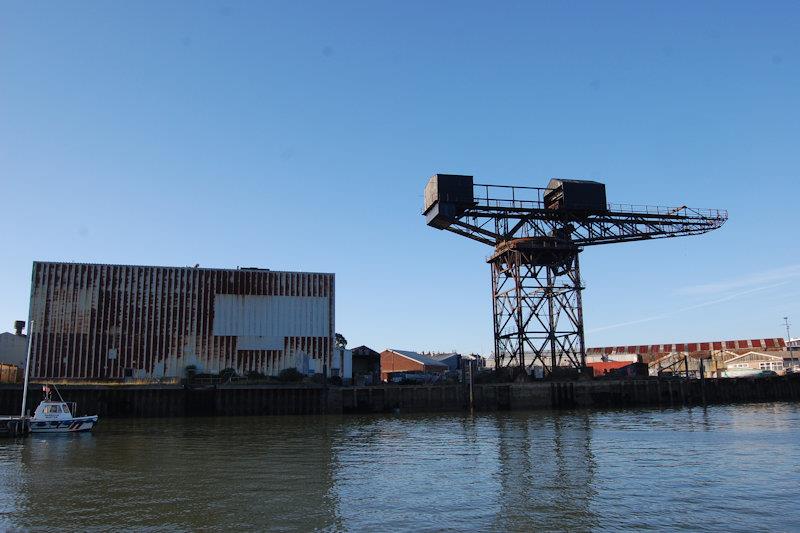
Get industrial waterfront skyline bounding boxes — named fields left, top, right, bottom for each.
left=1, top=1, right=799, bottom=356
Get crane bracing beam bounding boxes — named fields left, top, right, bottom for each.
left=423, top=174, right=728, bottom=377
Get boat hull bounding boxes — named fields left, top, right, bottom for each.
left=30, top=415, right=98, bottom=433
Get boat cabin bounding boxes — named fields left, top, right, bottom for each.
left=33, top=401, right=76, bottom=421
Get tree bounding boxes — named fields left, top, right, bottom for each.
left=335, top=333, right=347, bottom=349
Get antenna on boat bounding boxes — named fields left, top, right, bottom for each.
left=51, top=383, right=66, bottom=403
left=20, top=320, right=33, bottom=418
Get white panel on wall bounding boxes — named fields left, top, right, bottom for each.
left=213, top=294, right=330, bottom=337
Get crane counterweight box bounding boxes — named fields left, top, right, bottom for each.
left=544, top=179, right=607, bottom=212
left=423, top=174, right=475, bottom=229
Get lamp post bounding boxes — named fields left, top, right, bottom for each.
left=784, top=317, right=796, bottom=366
left=20, top=320, right=33, bottom=418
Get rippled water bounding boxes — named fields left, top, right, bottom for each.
left=1, top=402, right=798, bottom=531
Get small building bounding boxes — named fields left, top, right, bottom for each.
left=0, top=331, right=27, bottom=367
left=331, top=347, right=353, bottom=383
left=588, top=360, right=632, bottom=377
left=466, top=354, right=487, bottom=369
left=380, top=349, right=449, bottom=382
left=426, top=352, right=485, bottom=375
left=429, top=352, right=461, bottom=372
left=724, top=351, right=785, bottom=373
left=782, top=350, right=800, bottom=370
left=351, top=345, right=381, bottom=385
left=649, top=352, right=709, bottom=378
left=586, top=353, right=640, bottom=364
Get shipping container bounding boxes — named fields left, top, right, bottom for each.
left=27, top=262, right=335, bottom=380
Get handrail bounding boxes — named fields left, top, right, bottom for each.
left=469, top=184, right=727, bottom=219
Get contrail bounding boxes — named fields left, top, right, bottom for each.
left=588, top=281, right=790, bottom=334
left=677, top=264, right=800, bottom=296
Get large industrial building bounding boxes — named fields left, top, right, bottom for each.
left=587, top=338, right=787, bottom=361
left=587, top=338, right=797, bottom=377
left=27, top=261, right=334, bottom=380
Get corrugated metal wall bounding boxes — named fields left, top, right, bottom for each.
left=27, top=262, right=335, bottom=380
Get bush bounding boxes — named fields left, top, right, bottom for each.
left=246, top=370, right=266, bottom=381
left=185, top=365, right=198, bottom=380
left=219, top=368, right=237, bottom=382
left=327, top=376, right=342, bottom=386
left=278, top=368, right=304, bottom=383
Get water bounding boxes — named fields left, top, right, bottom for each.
left=1, top=403, right=798, bottom=532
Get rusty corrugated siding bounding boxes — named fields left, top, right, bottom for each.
left=27, top=262, right=335, bottom=380
left=586, top=338, right=786, bottom=358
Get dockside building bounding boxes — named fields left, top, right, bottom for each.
left=27, top=261, right=334, bottom=380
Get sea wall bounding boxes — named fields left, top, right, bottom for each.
left=1, top=376, right=798, bottom=418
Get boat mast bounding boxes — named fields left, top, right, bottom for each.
left=20, top=320, right=33, bottom=417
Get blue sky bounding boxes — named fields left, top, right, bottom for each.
left=1, top=1, right=798, bottom=354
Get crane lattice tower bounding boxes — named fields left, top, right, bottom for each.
left=422, top=175, right=728, bottom=376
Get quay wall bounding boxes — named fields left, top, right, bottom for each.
left=1, top=376, right=798, bottom=418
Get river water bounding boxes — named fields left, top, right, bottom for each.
left=1, top=402, right=798, bottom=531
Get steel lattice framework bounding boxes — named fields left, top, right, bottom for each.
left=424, top=177, right=728, bottom=376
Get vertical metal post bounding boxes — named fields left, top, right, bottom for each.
left=465, top=359, right=474, bottom=412
left=547, top=264, right=557, bottom=375
left=514, top=252, right=525, bottom=372
left=491, top=261, right=502, bottom=371
left=20, top=320, right=33, bottom=418
left=699, top=357, right=706, bottom=406
left=322, top=362, right=328, bottom=414
left=573, top=253, right=587, bottom=370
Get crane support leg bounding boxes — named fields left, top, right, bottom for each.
left=489, top=237, right=587, bottom=377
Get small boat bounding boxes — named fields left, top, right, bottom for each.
left=30, top=385, right=98, bottom=433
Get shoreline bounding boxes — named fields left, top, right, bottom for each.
left=2, top=375, right=798, bottom=418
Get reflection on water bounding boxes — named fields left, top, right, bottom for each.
left=1, top=403, right=798, bottom=531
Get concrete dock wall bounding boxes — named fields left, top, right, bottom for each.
left=1, top=376, right=798, bottom=418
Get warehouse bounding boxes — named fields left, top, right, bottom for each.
left=27, top=261, right=334, bottom=380
left=587, top=338, right=787, bottom=362
left=380, top=349, right=448, bottom=382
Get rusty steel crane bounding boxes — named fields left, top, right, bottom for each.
left=422, top=175, right=728, bottom=377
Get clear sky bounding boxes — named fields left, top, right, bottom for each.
left=1, top=1, right=798, bottom=355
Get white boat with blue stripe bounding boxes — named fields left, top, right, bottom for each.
left=30, top=385, right=98, bottom=434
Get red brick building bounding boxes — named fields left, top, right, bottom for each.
left=380, top=349, right=448, bottom=381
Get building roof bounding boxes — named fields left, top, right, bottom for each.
left=386, top=349, right=449, bottom=367
left=351, top=345, right=380, bottom=357
left=429, top=352, right=460, bottom=362
left=588, top=338, right=786, bottom=357
left=725, top=351, right=785, bottom=365
left=32, top=260, right=334, bottom=276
